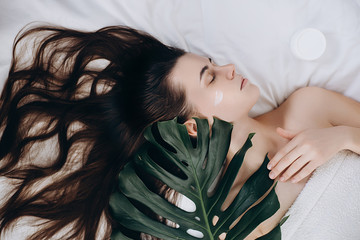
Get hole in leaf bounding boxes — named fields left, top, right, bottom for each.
left=202, top=152, right=208, bottom=170
left=126, top=189, right=181, bottom=231
left=195, top=216, right=200, bottom=221
left=219, top=232, right=226, bottom=239
left=176, top=194, right=196, bottom=212
left=113, top=223, right=140, bottom=239
left=186, top=229, right=204, bottom=238
left=147, top=146, right=187, bottom=180
left=212, top=215, right=219, bottom=226
left=135, top=164, right=181, bottom=204
left=128, top=197, right=164, bottom=223
left=190, top=135, right=197, bottom=148
left=151, top=122, right=177, bottom=153
left=181, top=160, right=189, bottom=167
left=166, top=219, right=180, bottom=228
left=207, top=165, right=225, bottom=197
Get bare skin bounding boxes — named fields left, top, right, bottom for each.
left=225, top=89, right=333, bottom=238
left=170, top=53, right=360, bottom=239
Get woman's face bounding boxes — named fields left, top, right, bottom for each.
left=170, top=53, right=260, bottom=123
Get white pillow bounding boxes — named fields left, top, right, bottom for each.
left=200, top=0, right=360, bottom=116
left=1, top=0, right=360, bottom=115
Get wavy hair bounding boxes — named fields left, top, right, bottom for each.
left=0, top=24, right=191, bottom=239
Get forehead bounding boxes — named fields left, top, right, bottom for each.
left=170, top=53, right=208, bottom=85
left=176, top=53, right=208, bottom=69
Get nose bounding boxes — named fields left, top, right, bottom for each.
left=216, top=64, right=235, bottom=80
left=227, top=64, right=236, bottom=79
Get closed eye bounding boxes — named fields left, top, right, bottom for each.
left=209, top=74, right=216, bottom=84
left=209, top=58, right=215, bottom=65
left=207, top=57, right=216, bottom=84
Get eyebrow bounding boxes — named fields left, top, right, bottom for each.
left=199, top=58, right=212, bottom=82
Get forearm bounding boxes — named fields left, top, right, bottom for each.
left=341, top=126, right=360, bottom=155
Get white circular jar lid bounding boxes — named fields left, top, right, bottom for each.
left=290, top=28, right=326, bottom=61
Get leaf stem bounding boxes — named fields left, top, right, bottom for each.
left=193, top=167, right=214, bottom=240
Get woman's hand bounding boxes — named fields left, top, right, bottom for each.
left=267, top=126, right=347, bottom=183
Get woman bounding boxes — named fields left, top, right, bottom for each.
left=0, top=25, right=359, bottom=239
left=170, top=53, right=360, bottom=238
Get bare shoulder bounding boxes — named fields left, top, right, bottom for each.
left=287, top=86, right=329, bottom=102
left=278, top=87, right=329, bottom=128
left=287, top=86, right=360, bottom=104
left=284, top=86, right=360, bottom=127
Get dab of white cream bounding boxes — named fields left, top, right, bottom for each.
left=214, top=90, right=223, bottom=106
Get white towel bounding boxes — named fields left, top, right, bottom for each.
left=281, top=150, right=360, bottom=240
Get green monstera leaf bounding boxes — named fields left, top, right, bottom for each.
left=109, top=118, right=281, bottom=239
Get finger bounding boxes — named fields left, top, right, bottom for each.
left=290, top=162, right=316, bottom=183
left=268, top=139, right=299, bottom=170
left=276, top=127, right=297, bottom=140
left=279, top=156, right=310, bottom=182
left=269, top=147, right=303, bottom=179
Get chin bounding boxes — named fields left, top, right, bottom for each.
left=249, top=84, right=261, bottom=108
left=254, top=85, right=260, bottom=98
left=247, top=83, right=260, bottom=99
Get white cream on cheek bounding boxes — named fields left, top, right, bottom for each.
left=214, top=90, right=223, bottom=106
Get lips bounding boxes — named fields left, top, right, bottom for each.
left=240, top=78, right=248, bottom=90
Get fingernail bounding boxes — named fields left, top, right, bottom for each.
left=267, top=164, right=272, bottom=170
left=269, top=172, right=275, bottom=179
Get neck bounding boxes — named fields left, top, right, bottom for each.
left=228, top=115, right=285, bottom=159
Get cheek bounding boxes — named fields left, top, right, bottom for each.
left=214, top=90, right=224, bottom=106
left=214, top=93, right=252, bottom=121
left=188, top=90, right=216, bottom=116
left=216, top=99, right=243, bottom=121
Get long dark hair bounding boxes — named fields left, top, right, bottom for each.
left=0, top=24, right=191, bottom=239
